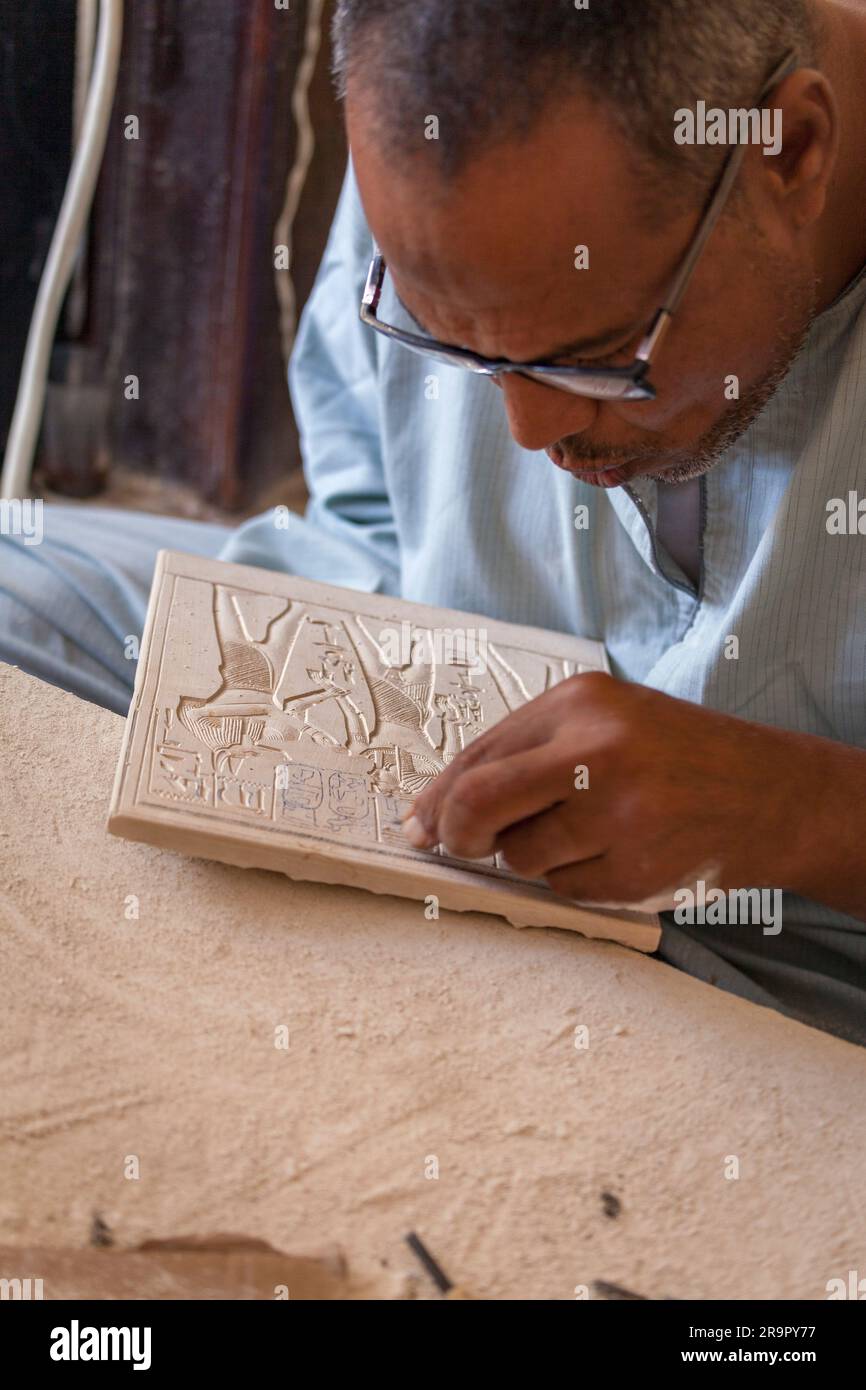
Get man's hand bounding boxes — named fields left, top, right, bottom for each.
left=402, top=672, right=865, bottom=915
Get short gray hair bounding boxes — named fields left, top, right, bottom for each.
left=332, top=0, right=819, bottom=197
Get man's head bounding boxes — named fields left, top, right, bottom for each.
left=334, top=1, right=837, bottom=487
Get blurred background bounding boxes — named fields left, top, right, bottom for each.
left=0, top=0, right=347, bottom=519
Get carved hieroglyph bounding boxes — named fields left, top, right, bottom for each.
left=108, top=552, right=660, bottom=951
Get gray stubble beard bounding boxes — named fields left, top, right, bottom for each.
left=656, top=258, right=819, bottom=485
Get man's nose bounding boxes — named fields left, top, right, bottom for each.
left=497, top=374, right=600, bottom=452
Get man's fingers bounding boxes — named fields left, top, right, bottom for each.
left=406, top=708, right=555, bottom=847
left=404, top=672, right=613, bottom=851
left=415, top=744, right=572, bottom=861
left=545, top=857, right=630, bottom=906
left=497, top=805, right=606, bottom=880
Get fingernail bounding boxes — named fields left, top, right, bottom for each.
left=403, top=814, right=435, bottom=850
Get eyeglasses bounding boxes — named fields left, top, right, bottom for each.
left=360, top=51, right=798, bottom=402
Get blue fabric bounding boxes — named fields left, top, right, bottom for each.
left=0, top=507, right=230, bottom=714
left=2, top=160, right=865, bottom=1045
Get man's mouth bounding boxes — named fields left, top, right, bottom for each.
left=547, top=448, right=640, bottom=486
left=571, top=464, right=633, bottom=488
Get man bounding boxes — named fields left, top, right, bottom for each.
left=2, top=0, right=865, bottom=1043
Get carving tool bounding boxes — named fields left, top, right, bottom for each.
left=405, top=1231, right=471, bottom=1299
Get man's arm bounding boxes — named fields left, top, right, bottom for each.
left=220, top=161, right=400, bottom=595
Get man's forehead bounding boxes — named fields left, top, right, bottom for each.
left=350, top=85, right=670, bottom=255
left=348, top=91, right=681, bottom=353
left=366, top=186, right=678, bottom=364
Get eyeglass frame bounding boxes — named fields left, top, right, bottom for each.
left=359, top=50, right=799, bottom=402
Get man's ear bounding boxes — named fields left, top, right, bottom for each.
left=759, top=69, right=838, bottom=229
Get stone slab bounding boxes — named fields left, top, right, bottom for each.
left=107, top=551, right=659, bottom=951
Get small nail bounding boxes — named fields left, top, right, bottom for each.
left=403, top=814, right=435, bottom=850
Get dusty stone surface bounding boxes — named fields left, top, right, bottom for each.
left=1, top=660, right=865, bottom=1300
left=108, top=551, right=657, bottom=950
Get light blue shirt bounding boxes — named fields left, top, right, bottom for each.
left=221, top=163, right=866, bottom=1042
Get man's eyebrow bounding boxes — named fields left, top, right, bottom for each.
left=394, top=290, right=436, bottom=336
left=393, top=290, right=641, bottom=362
left=538, top=320, right=644, bottom=361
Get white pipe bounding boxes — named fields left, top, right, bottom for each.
left=1, top=0, right=123, bottom=501
left=74, top=0, right=98, bottom=141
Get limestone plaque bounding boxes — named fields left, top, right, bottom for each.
left=108, top=552, right=660, bottom=951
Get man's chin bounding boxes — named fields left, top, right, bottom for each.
left=554, top=452, right=716, bottom=488
left=557, top=456, right=658, bottom=488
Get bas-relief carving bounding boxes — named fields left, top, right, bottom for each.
left=147, top=581, right=600, bottom=874
left=110, top=555, right=659, bottom=949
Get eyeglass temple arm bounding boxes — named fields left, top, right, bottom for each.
left=362, top=245, right=386, bottom=314
left=637, top=49, right=800, bottom=362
